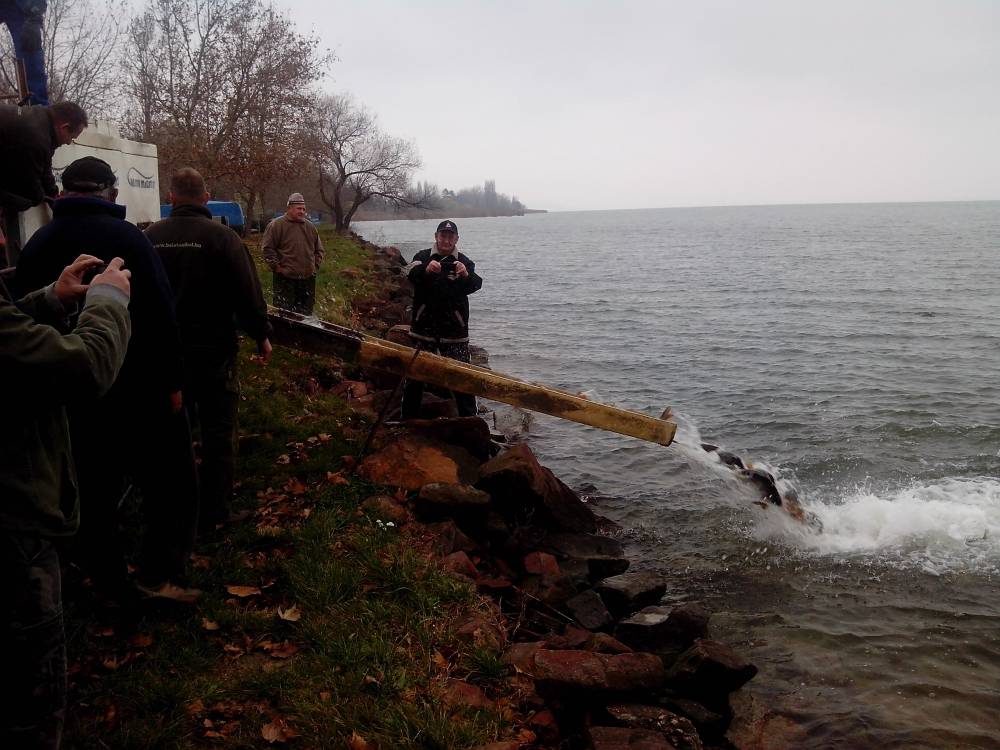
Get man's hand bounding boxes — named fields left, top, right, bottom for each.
left=426, top=260, right=442, bottom=274
left=453, top=261, right=469, bottom=278
left=255, top=338, right=273, bottom=365
left=91, top=257, right=132, bottom=298
left=54, top=254, right=104, bottom=305
left=169, top=391, right=183, bottom=414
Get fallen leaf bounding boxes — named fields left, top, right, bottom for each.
left=318, top=691, right=331, bottom=702
left=277, top=605, right=301, bottom=622
left=223, top=644, right=244, bottom=658
left=318, top=433, right=332, bottom=442
left=264, top=641, right=300, bottom=659
left=284, top=477, right=307, bottom=496
left=275, top=454, right=291, bottom=465
left=226, top=585, right=261, bottom=597
left=392, top=487, right=408, bottom=502
left=201, top=619, right=220, bottom=631
left=90, top=626, right=115, bottom=637
left=129, top=633, right=154, bottom=648
left=431, top=651, right=449, bottom=670
left=187, top=699, right=206, bottom=716
left=190, top=554, right=212, bottom=570
left=326, top=471, right=349, bottom=486
left=349, top=731, right=374, bottom=750
left=262, top=718, right=300, bottom=744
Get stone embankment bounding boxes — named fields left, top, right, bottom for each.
left=341, top=238, right=794, bottom=750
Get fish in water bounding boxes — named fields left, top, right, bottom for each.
left=701, top=443, right=818, bottom=529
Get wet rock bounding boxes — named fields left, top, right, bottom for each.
left=528, top=708, right=560, bottom=745
left=442, top=551, right=480, bottom=580
left=468, top=344, right=490, bottom=367
left=442, top=678, right=493, bottom=710
left=542, top=532, right=629, bottom=581
left=725, top=690, right=808, bottom=750
left=588, top=726, right=678, bottom=749
left=588, top=632, right=634, bottom=654
left=477, top=443, right=597, bottom=533
left=545, top=625, right=592, bottom=650
left=616, top=603, right=708, bottom=653
left=666, top=640, right=758, bottom=701
left=425, top=519, right=478, bottom=555
left=606, top=704, right=703, bottom=750
left=505, top=641, right=544, bottom=673
left=596, top=571, right=667, bottom=618
left=403, top=416, right=495, bottom=462
left=660, top=698, right=728, bottom=743
left=357, top=434, right=479, bottom=489
left=532, top=650, right=665, bottom=693
left=415, top=482, right=491, bottom=519
left=361, top=495, right=413, bottom=526
left=663, top=603, right=710, bottom=649
left=565, top=589, right=614, bottom=631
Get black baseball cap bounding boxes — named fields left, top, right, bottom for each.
left=62, top=156, right=117, bottom=191
left=436, top=219, right=458, bottom=234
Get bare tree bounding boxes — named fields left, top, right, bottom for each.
left=0, top=0, right=126, bottom=116
left=314, top=94, right=429, bottom=231
left=123, top=0, right=330, bottom=194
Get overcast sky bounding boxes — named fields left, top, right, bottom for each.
left=274, top=0, right=1000, bottom=211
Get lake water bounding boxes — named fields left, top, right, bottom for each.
left=357, top=203, right=1000, bottom=749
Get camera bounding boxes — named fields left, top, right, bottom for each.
left=82, top=262, right=108, bottom=284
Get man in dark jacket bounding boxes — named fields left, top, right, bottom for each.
left=401, top=219, right=482, bottom=419
left=145, top=167, right=273, bottom=531
left=0, top=101, right=86, bottom=211
left=16, top=156, right=198, bottom=599
left=0, top=0, right=49, bottom=104
left=1, top=254, right=131, bottom=750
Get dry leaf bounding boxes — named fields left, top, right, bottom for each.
left=226, top=585, right=261, bottom=597
left=265, top=641, right=300, bottom=659
left=326, top=471, right=349, bottom=485
left=190, top=554, right=212, bottom=570
left=318, top=433, right=332, bottom=442
left=277, top=606, right=301, bottom=622
left=223, top=644, right=244, bottom=658
left=284, top=478, right=307, bottom=496
left=261, top=719, right=299, bottom=743
left=201, top=618, right=220, bottom=631
left=187, top=699, right=206, bottom=716
left=129, top=633, right=154, bottom=648
left=349, top=731, right=374, bottom=750
left=318, top=691, right=331, bottom=702
left=431, top=651, right=449, bottom=670
left=275, top=454, right=291, bottom=465
left=91, top=626, right=115, bottom=637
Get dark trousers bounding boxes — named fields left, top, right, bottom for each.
left=272, top=273, right=316, bottom=315
left=185, top=358, right=240, bottom=531
left=0, top=532, right=65, bottom=749
left=0, top=13, right=49, bottom=105
left=401, top=340, right=477, bottom=419
left=71, top=396, right=199, bottom=589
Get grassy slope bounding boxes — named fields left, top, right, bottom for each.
left=64, top=227, right=514, bottom=749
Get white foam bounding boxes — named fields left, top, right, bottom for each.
left=753, top=477, right=1000, bottom=571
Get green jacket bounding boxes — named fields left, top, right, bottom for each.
left=0, top=278, right=131, bottom=536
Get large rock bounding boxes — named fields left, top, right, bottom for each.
left=403, top=416, right=496, bottom=462
left=606, top=704, right=703, bottom=750
left=616, top=603, right=709, bottom=653
left=666, top=639, right=758, bottom=702
left=476, top=443, right=597, bottom=533
left=595, top=572, right=667, bottom=618
left=531, top=650, right=665, bottom=693
left=725, top=690, right=808, bottom=750
left=542, top=532, right=629, bottom=580
left=357, top=434, right=479, bottom=490
left=415, top=482, right=491, bottom=520
left=588, top=726, right=678, bottom=750
left=425, top=519, right=478, bottom=555
left=565, top=589, right=614, bottom=631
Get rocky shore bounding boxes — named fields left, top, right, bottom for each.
left=336, top=236, right=791, bottom=750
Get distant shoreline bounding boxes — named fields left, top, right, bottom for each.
left=354, top=208, right=547, bottom=223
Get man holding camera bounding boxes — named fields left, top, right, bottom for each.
left=401, top=219, right=482, bottom=419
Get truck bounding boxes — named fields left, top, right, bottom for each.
left=161, top=200, right=245, bottom=236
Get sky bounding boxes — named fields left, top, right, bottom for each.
left=273, top=0, right=1000, bottom=211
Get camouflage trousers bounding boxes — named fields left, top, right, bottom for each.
left=0, top=532, right=66, bottom=749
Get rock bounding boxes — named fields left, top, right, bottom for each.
left=425, top=519, right=478, bottom=555
left=441, top=678, right=492, bottom=710
left=545, top=625, right=592, bottom=650
left=477, top=443, right=597, bottom=533
left=524, top=551, right=561, bottom=577
left=442, top=551, right=479, bottom=580
left=531, top=650, right=665, bottom=693
left=504, top=641, right=544, bottom=673
left=357, top=434, right=479, bottom=490
left=588, top=726, right=678, bottom=749
left=360, top=495, right=413, bottom=526
left=565, top=589, right=614, bottom=631
left=595, top=572, right=667, bottom=618
left=415, top=482, right=491, bottom=519
left=606, top=704, right=703, bottom=750
left=617, top=603, right=709, bottom=653
left=660, top=698, right=728, bottom=742
left=403, top=416, right=496, bottom=462
left=589, top=632, right=634, bottom=654
left=468, top=344, right=490, bottom=367
left=542, top=532, right=629, bottom=580
left=528, top=708, right=560, bottom=745
left=666, top=639, right=758, bottom=701
left=454, top=616, right=506, bottom=649
left=725, top=690, right=808, bottom=750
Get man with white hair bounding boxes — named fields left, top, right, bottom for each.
left=261, top=192, right=324, bottom=315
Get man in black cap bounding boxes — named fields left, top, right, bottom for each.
left=401, top=219, right=483, bottom=419
left=16, top=156, right=200, bottom=602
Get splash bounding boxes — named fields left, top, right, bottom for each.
left=755, top=477, right=1000, bottom=572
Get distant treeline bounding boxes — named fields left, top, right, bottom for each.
left=356, top=179, right=538, bottom=221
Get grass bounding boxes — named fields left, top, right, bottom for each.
left=62, top=229, right=516, bottom=749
